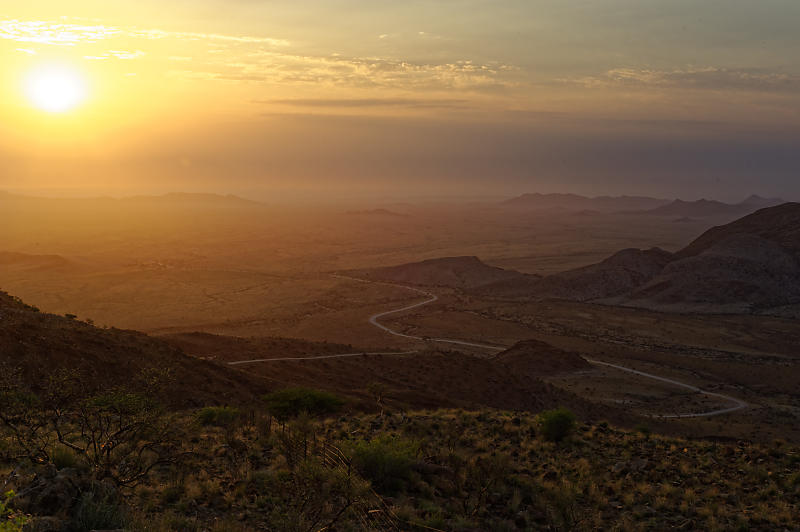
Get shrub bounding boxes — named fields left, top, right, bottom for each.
left=538, top=408, right=577, bottom=442
left=0, top=491, right=28, bottom=532
left=197, top=406, right=241, bottom=427
left=51, top=447, right=79, bottom=470
left=263, top=388, right=344, bottom=422
left=351, top=436, right=419, bottom=495
left=69, top=490, right=126, bottom=532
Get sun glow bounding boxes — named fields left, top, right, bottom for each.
left=23, top=63, right=89, bottom=113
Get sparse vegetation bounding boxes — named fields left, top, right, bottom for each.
left=0, top=492, right=27, bottom=532
left=1, top=391, right=799, bottom=531
left=196, top=406, right=241, bottom=427
left=263, top=387, right=344, bottom=422
left=538, top=407, right=577, bottom=442
left=350, top=435, right=419, bottom=495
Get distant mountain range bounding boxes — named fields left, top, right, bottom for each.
left=0, top=191, right=262, bottom=208
left=641, top=195, right=785, bottom=217
left=502, top=193, right=670, bottom=212
left=502, top=193, right=786, bottom=217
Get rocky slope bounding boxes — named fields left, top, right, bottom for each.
left=481, top=248, right=673, bottom=301
left=618, top=203, right=800, bottom=314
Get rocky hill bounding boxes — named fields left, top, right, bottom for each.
left=476, top=203, right=800, bottom=315
left=347, top=256, right=534, bottom=289
left=481, top=248, right=673, bottom=301
left=494, top=339, right=591, bottom=375
left=618, top=203, right=800, bottom=314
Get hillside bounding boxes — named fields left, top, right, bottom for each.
left=475, top=203, right=800, bottom=314
left=167, top=331, right=620, bottom=423
left=482, top=248, right=673, bottom=301
left=494, top=339, right=591, bottom=375
left=619, top=203, right=800, bottom=313
left=0, top=290, right=268, bottom=407
left=676, top=202, right=800, bottom=259
left=347, top=256, right=534, bottom=289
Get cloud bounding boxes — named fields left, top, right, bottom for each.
left=571, top=67, right=800, bottom=92
left=262, top=98, right=470, bottom=109
left=0, top=17, right=509, bottom=92
left=0, top=19, right=120, bottom=45
left=180, top=51, right=516, bottom=91
left=0, top=18, right=289, bottom=48
left=85, top=50, right=145, bottom=60
left=128, top=28, right=289, bottom=47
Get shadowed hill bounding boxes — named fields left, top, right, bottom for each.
left=676, top=202, right=800, bottom=259
left=0, top=290, right=628, bottom=422
left=621, top=203, right=800, bottom=314
left=481, top=248, right=673, bottom=301
left=478, top=203, right=800, bottom=314
left=0, top=291, right=268, bottom=407
left=494, top=339, right=591, bottom=375
left=347, top=256, right=534, bottom=289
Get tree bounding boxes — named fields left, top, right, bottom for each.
left=263, top=388, right=344, bottom=424
left=0, top=368, right=187, bottom=487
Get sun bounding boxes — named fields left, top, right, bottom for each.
left=23, top=63, right=89, bottom=113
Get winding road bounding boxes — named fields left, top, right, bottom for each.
left=229, top=275, right=747, bottom=418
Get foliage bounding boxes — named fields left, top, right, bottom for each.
left=0, top=368, right=186, bottom=486
left=0, top=491, right=28, bottom=532
left=263, top=388, right=344, bottom=422
left=196, top=406, right=241, bottom=428
left=538, top=407, right=577, bottom=442
left=69, top=489, right=127, bottom=532
left=350, top=436, right=419, bottom=495
left=51, top=447, right=80, bottom=470
left=259, top=460, right=367, bottom=532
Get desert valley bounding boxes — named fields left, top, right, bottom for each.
left=3, top=1, right=800, bottom=529
left=2, top=191, right=799, bottom=529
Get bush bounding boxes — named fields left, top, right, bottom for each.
left=69, top=490, right=126, bottom=532
left=51, top=447, right=79, bottom=470
left=0, top=491, right=28, bottom=532
left=538, top=408, right=576, bottom=442
left=351, top=436, right=419, bottom=495
left=263, top=388, right=344, bottom=422
left=197, top=406, right=241, bottom=427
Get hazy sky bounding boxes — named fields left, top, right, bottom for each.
left=1, top=1, right=799, bottom=201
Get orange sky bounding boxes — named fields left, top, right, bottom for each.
left=1, top=1, right=799, bottom=201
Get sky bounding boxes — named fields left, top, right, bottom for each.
left=1, top=1, right=799, bottom=202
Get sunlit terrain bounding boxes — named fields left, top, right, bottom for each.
left=1, top=2, right=799, bottom=531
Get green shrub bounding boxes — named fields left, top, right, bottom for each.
left=69, top=490, right=126, bottom=532
left=51, top=447, right=79, bottom=470
left=0, top=491, right=28, bottom=532
left=197, top=406, right=241, bottom=427
left=351, top=436, right=419, bottom=495
left=263, top=388, right=344, bottom=422
left=538, top=408, right=577, bottom=442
